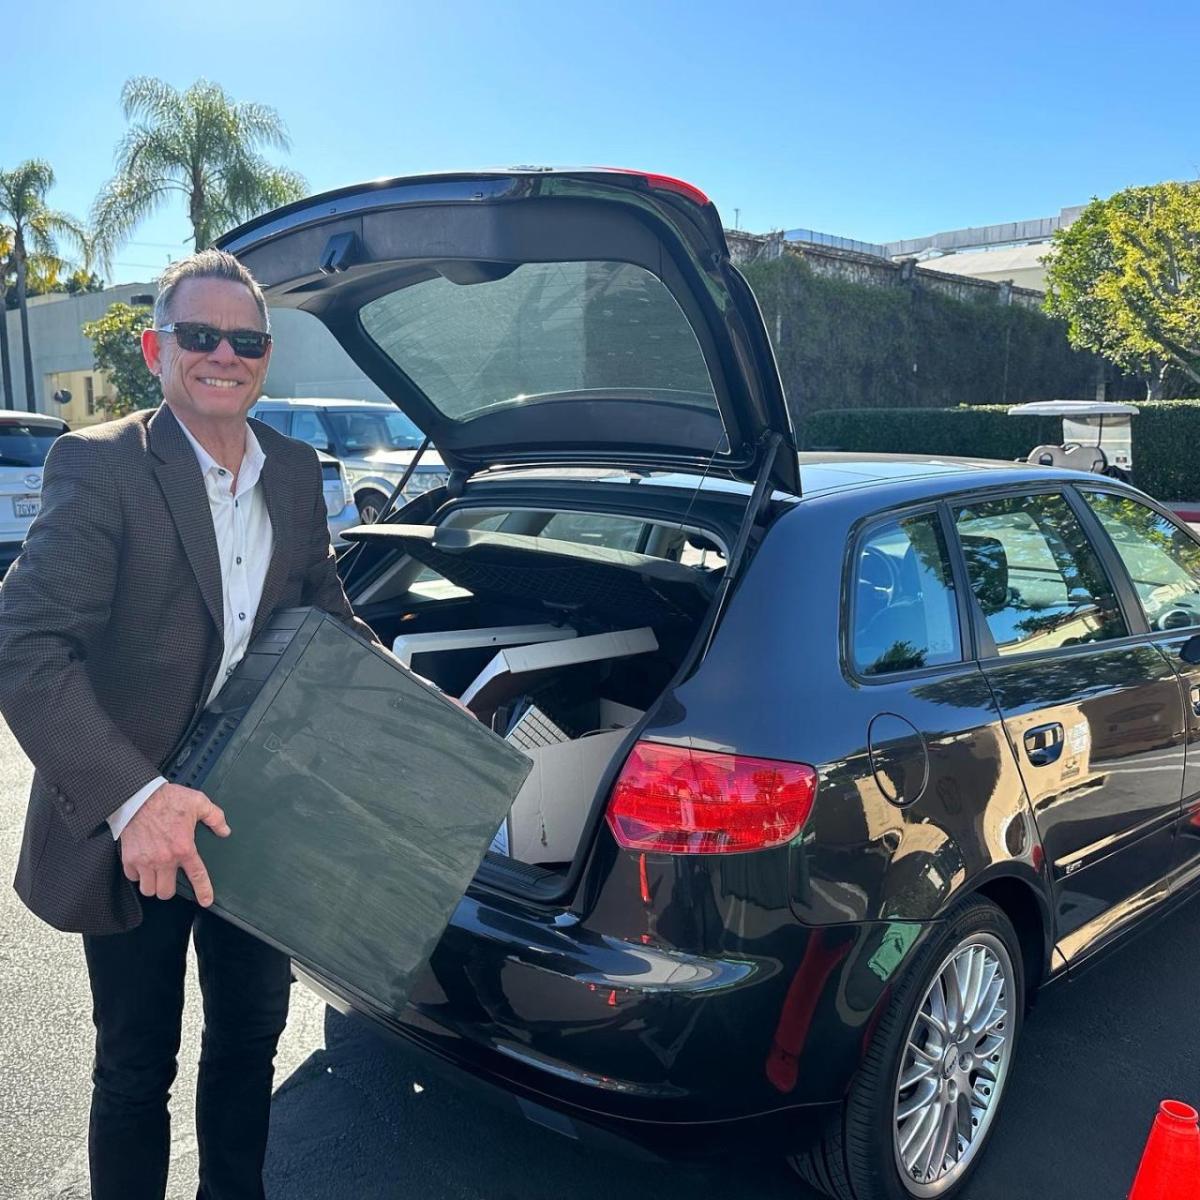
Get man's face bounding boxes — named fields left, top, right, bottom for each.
left=141, top=277, right=272, bottom=425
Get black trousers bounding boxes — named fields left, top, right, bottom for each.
left=82, top=895, right=291, bottom=1200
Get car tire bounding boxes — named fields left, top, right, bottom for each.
left=356, top=489, right=390, bottom=524
left=791, top=896, right=1024, bottom=1200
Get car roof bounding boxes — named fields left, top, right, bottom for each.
left=0, top=412, right=68, bottom=427
left=479, top=453, right=1096, bottom=501
left=255, top=397, right=393, bottom=409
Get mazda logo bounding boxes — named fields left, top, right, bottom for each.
left=23, top=473, right=40, bottom=489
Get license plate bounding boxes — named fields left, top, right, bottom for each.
left=12, top=495, right=39, bottom=519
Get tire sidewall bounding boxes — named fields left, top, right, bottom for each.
left=848, top=898, right=1025, bottom=1200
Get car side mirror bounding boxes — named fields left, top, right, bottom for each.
left=1180, top=634, right=1200, bottom=665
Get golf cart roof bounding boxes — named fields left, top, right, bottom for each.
left=1007, top=401, right=1140, bottom=418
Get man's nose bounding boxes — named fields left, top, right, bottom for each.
left=207, top=336, right=239, bottom=364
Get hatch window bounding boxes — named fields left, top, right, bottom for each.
left=0, top=422, right=64, bottom=467
left=358, top=261, right=718, bottom=423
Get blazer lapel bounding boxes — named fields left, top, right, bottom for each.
left=149, top=406, right=224, bottom=639
left=253, top=449, right=294, bottom=640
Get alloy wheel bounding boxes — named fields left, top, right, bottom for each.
left=892, top=932, right=1016, bottom=1196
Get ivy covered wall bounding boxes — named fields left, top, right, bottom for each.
left=741, top=252, right=1137, bottom=421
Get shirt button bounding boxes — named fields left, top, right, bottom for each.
left=236, top=556, right=242, bottom=565
left=226, top=667, right=234, bottom=676
left=218, top=468, right=227, bottom=476
left=239, top=612, right=246, bottom=620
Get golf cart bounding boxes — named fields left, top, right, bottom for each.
left=1009, top=399, right=1138, bottom=484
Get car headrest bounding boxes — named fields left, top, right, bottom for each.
left=960, top=534, right=1009, bottom=615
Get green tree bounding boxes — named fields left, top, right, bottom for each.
left=82, top=301, right=159, bottom=417
left=1044, top=183, right=1200, bottom=399
left=0, top=161, right=88, bottom=412
left=0, top=227, right=14, bottom=409
left=92, top=77, right=307, bottom=258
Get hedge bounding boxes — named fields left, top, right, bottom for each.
left=802, top=401, right=1200, bottom=499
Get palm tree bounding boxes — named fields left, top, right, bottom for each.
left=92, top=77, right=307, bottom=257
left=0, top=227, right=15, bottom=409
left=0, top=162, right=87, bottom=412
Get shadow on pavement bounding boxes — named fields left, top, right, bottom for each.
left=265, top=896, right=1200, bottom=1200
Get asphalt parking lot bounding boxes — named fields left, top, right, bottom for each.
left=3, top=716, right=1200, bottom=1200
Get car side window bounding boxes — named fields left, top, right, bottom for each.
left=254, top=409, right=290, bottom=434
left=290, top=410, right=330, bottom=450
left=851, top=513, right=961, bottom=676
left=1083, top=490, right=1200, bottom=631
left=953, top=492, right=1127, bottom=656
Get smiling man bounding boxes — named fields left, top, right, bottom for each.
left=0, top=249, right=367, bottom=1200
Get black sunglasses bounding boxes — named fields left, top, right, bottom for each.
left=155, top=321, right=272, bottom=359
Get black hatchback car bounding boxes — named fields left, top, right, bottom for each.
left=217, top=171, right=1200, bottom=1200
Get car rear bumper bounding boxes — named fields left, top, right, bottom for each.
left=300, top=962, right=840, bottom=1160
left=291, top=890, right=931, bottom=1154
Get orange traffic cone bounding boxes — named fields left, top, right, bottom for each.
left=1128, top=1100, right=1200, bottom=1198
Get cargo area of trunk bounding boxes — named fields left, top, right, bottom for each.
left=345, top=520, right=723, bottom=877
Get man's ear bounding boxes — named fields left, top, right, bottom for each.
left=141, top=327, right=162, bottom=376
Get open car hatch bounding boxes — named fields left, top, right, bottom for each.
left=217, top=169, right=799, bottom=494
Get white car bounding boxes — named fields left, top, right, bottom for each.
left=0, top=412, right=69, bottom=573
left=251, top=397, right=449, bottom=523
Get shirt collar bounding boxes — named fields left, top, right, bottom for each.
left=176, top=417, right=266, bottom=499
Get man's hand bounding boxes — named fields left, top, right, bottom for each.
left=118, top=782, right=231, bottom=906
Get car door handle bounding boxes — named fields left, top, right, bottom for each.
left=1023, top=722, right=1065, bottom=767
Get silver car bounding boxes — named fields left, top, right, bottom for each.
left=0, top=413, right=69, bottom=572
left=251, top=397, right=449, bottom=522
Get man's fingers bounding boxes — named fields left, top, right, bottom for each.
left=122, top=858, right=139, bottom=883
left=155, top=866, right=177, bottom=902
left=181, top=851, right=215, bottom=908
left=137, top=867, right=157, bottom=898
left=198, top=800, right=231, bottom=838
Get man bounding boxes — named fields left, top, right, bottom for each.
left=0, top=249, right=368, bottom=1200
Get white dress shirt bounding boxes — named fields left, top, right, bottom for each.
left=107, top=419, right=274, bottom=839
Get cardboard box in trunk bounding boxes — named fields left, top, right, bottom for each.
left=500, top=699, right=643, bottom=865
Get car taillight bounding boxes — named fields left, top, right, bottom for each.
left=606, top=741, right=817, bottom=855
left=597, top=168, right=710, bottom=207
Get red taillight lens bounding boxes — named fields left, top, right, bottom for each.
left=596, top=168, right=711, bottom=207
left=606, top=742, right=817, bottom=855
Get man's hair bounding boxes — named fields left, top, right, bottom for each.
left=153, top=248, right=270, bottom=332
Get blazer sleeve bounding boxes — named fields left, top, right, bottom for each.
left=0, top=434, right=161, bottom=841
left=297, top=449, right=380, bottom=645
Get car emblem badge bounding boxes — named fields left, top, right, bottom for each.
left=24, top=473, right=40, bottom=489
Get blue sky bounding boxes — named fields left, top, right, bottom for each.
left=6, top=0, right=1199, bottom=285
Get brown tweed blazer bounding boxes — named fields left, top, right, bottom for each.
left=0, top=403, right=369, bottom=935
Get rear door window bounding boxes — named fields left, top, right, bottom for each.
left=1082, top=490, right=1200, bottom=631
left=253, top=409, right=290, bottom=434
left=290, top=410, right=330, bottom=451
left=851, top=512, right=961, bottom=676
left=953, top=492, right=1127, bottom=656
